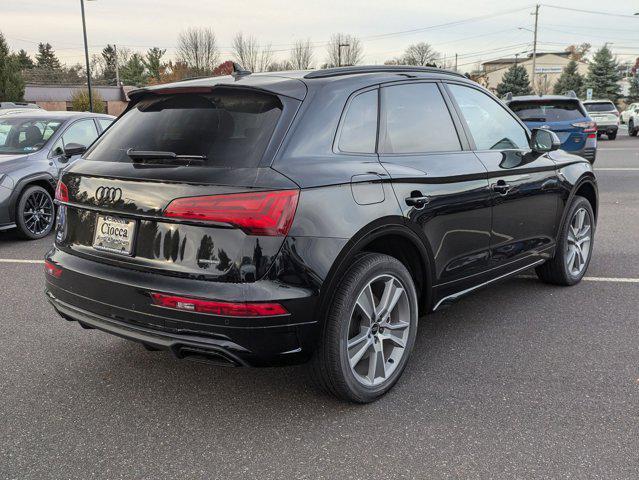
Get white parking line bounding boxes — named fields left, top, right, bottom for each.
left=0, top=259, right=44, bottom=264
left=595, top=168, right=639, bottom=171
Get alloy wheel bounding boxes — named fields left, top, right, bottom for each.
left=347, top=274, right=411, bottom=387
left=565, top=207, right=592, bottom=277
left=22, top=190, right=54, bottom=236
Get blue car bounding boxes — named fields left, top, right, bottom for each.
left=505, top=94, right=597, bottom=163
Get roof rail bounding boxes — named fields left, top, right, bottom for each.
left=304, top=65, right=466, bottom=79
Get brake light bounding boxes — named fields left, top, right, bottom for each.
left=572, top=121, right=597, bottom=133
left=164, top=190, right=299, bottom=236
left=44, top=260, right=62, bottom=278
left=150, top=292, right=288, bottom=317
left=55, top=180, right=69, bottom=202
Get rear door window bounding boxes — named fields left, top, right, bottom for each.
left=380, top=83, right=461, bottom=154
left=448, top=84, right=529, bottom=151
left=97, top=118, right=113, bottom=131
left=338, top=89, right=378, bottom=153
left=509, top=100, right=586, bottom=122
left=86, top=89, right=283, bottom=168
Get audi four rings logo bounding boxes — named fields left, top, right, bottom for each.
left=95, top=186, right=122, bottom=203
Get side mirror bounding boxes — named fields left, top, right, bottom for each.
left=62, top=143, right=87, bottom=160
left=530, top=128, right=561, bottom=153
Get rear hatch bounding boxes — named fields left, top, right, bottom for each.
left=509, top=99, right=593, bottom=151
left=55, top=86, right=301, bottom=283
left=583, top=101, right=619, bottom=126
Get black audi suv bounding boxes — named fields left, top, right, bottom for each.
left=45, top=66, right=598, bottom=402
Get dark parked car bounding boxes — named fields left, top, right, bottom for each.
left=0, top=111, right=114, bottom=239
left=505, top=93, right=597, bottom=163
left=45, top=66, right=598, bottom=402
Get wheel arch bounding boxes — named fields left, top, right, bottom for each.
left=317, top=218, right=435, bottom=321
left=8, top=173, right=57, bottom=222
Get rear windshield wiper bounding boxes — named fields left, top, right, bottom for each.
left=126, top=149, right=206, bottom=165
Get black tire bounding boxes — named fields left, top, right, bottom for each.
left=608, top=131, right=617, bottom=140
left=15, top=185, right=55, bottom=240
left=310, top=253, right=419, bottom=403
left=630, top=121, right=638, bottom=137
left=536, top=195, right=595, bottom=286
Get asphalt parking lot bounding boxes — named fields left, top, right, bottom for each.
left=1, top=132, right=638, bottom=479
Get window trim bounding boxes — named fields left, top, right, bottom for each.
left=443, top=80, right=532, bottom=153
left=332, top=85, right=380, bottom=156
left=377, top=80, right=465, bottom=157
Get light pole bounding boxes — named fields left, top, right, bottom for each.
left=80, top=0, right=94, bottom=112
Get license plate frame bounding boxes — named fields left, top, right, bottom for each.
left=92, top=214, right=137, bottom=256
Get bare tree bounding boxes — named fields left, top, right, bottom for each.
left=232, top=33, right=273, bottom=72
left=177, top=27, right=219, bottom=75
left=267, top=60, right=293, bottom=72
left=402, top=42, right=439, bottom=66
left=290, top=39, right=313, bottom=70
left=326, top=33, right=363, bottom=67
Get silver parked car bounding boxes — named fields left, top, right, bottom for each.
left=0, top=111, right=114, bottom=239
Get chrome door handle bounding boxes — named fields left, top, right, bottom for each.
left=491, top=182, right=513, bottom=195
left=405, top=195, right=430, bottom=208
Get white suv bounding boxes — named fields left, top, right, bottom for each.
left=621, top=102, right=639, bottom=124
left=628, top=106, right=639, bottom=137
left=583, top=100, right=619, bottom=140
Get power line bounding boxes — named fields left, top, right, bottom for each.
left=541, top=4, right=639, bottom=19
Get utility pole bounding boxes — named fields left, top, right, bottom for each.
left=338, top=42, right=350, bottom=67
left=80, top=0, right=93, bottom=112
left=531, top=4, right=540, bottom=94
left=114, top=44, right=120, bottom=86
left=454, top=53, right=458, bottom=72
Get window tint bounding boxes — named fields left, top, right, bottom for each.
left=338, top=89, right=377, bottom=153
left=583, top=102, right=616, bottom=112
left=98, top=118, right=113, bottom=131
left=0, top=117, right=63, bottom=154
left=86, top=90, right=283, bottom=168
left=509, top=100, right=586, bottom=122
left=62, top=119, right=99, bottom=148
left=448, top=84, right=528, bottom=150
left=380, top=83, right=460, bottom=154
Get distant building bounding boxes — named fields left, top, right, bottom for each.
left=23, top=85, right=134, bottom=115
left=482, top=52, right=588, bottom=94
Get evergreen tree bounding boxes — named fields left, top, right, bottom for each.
left=35, top=42, right=61, bottom=70
left=627, top=76, right=639, bottom=103
left=100, top=45, right=117, bottom=84
left=120, top=53, right=147, bottom=86
left=0, top=32, right=25, bottom=101
left=496, top=64, right=532, bottom=96
left=143, top=47, right=166, bottom=82
left=585, top=45, right=620, bottom=101
left=553, top=60, right=585, bottom=96
left=15, top=49, right=34, bottom=70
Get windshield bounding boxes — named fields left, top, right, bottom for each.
left=86, top=89, right=283, bottom=168
left=584, top=102, right=616, bottom=113
left=0, top=117, right=63, bottom=154
left=509, top=100, right=586, bottom=122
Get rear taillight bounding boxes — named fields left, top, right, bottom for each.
left=572, top=121, right=597, bottom=133
left=55, top=180, right=69, bottom=202
left=164, top=190, right=299, bottom=236
left=150, top=292, right=288, bottom=317
left=44, top=260, right=62, bottom=278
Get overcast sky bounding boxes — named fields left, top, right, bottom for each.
left=2, top=0, right=638, bottom=71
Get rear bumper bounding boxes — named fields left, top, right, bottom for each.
left=596, top=124, right=618, bottom=133
left=45, top=247, right=321, bottom=367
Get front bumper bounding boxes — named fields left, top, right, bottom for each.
left=45, top=247, right=320, bottom=367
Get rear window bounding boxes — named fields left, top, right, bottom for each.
left=583, top=102, right=616, bottom=113
left=509, top=100, right=585, bottom=122
left=86, top=89, right=283, bottom=168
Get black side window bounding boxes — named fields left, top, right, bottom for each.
left=380, top=83, right=461, bottom=154
left=448, top=84, right=529, bottom=150
left=338, top=89, right=378, bottom=153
